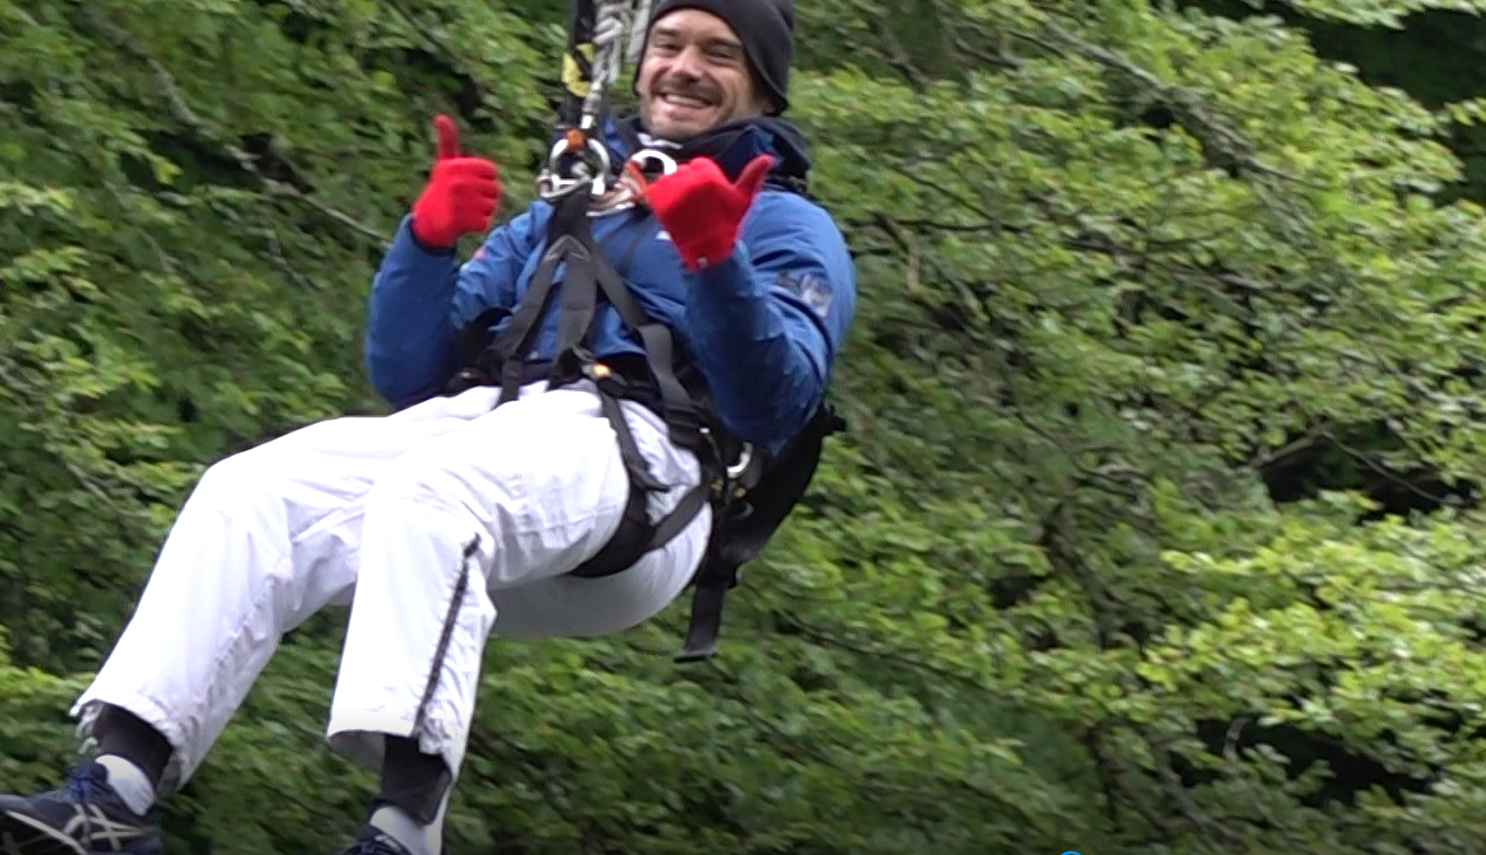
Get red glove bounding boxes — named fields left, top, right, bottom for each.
left=644, top=154, right=774, bottom=270
left=409, top=114, right=501, bottom=250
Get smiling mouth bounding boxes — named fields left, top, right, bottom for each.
left=659, top=92, right=712, bottom=110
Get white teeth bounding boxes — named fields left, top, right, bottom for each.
left=662, top=93, right=707, bottom=108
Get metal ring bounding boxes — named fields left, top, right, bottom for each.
left=538, top=135, right=613, bottom=199
left=580, top=137, right=612, bottom=193
left=628, top=148, right=677, bottom=179
left=726, top=445, right=754, bottom=481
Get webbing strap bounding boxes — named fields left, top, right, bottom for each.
left=449, top=184, right=836, bottom=661
left=567, top=475, right=711, bottom=579
left=676, top=573, right=732, bottom=663
left=674, top=403, right=846, bottom=662
left=468, top=186, right=716, bottom=585
left=485, top=192, right=592, bottom=403
left=546, top=195, right=704, bottom=451
left=597, top=382, right=664, bottom=491
left=491, top=260, right=556, bottom=400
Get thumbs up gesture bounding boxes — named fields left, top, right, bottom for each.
left=644, top=154, right=774, bottom=271
left=409, top=114, right=502, bottom=250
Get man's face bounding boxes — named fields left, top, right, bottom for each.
left=636, top=9, right=771, bottom=140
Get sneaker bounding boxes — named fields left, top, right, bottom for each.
left=0, top=761, right=161, bottom=854
left=332, top=825, right=415, bottom=855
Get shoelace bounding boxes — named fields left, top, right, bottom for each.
left=59, top=764, right=105, bottom=843
left=61, top=764, right=106, bottom=799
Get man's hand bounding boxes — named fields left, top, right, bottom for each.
left=644, top=154, right=774, bottom=271
left=410, top=114, right=501, bottom=250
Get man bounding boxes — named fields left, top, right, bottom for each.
left=0, top=0, right=855, bottom=852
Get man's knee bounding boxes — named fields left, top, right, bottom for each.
left=363, top=447, right=505, bottom=526
left=185, top=417, right=358, bottom=522
left=186, top=446, right=287, bottom=522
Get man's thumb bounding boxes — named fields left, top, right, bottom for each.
left=434, top=114, right=460, bottom=160
left=735, top=154, right=775, bottom=197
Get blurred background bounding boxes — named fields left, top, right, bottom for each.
left=5, top=0, right=1486, bottom=852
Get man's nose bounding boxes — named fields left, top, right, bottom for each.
left=669, top=46, right=706, bottom=78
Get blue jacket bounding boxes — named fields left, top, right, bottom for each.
left=363, top=116, right=856, bottom=457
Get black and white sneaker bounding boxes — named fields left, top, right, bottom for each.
left=331, top=825, right=416, bottom=855
left=0, top=761, right=161, bottom=854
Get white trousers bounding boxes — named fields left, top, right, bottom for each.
left=69, top=381, right=710, bottom=793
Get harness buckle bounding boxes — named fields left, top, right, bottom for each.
left=578, top=355, right=639, bottom=403
left=444, top=367, right=489, bottom=396
left=664, top=399, right=705, bottom=444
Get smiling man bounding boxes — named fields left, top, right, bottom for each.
left=636, top=1, right=787, bottom=136
left=0, top=1, right=855, bottom=854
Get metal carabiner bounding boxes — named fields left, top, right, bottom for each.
left=628, top=147, right=677, bottom=181
left=726, top=444, right=754, bottom=481
left=587, top=148, right=678, bottom=215
left=537, top=132, right=613, bottom=200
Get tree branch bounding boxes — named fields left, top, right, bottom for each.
left=83, top=10, right=391, bottom=246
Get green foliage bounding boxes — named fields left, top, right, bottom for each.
left=9, top=0, right=1486, bottom=853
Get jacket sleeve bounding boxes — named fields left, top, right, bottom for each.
left=682, top=193, right=857, bottom=456
left=364, top=211, right=542, bottom=410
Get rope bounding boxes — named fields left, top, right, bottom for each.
left=627, top=0, right=653, bottom=64
left=539, top=0, right=655, bottom=199
left=591, top=5, right=624, bottom=93
left=591, top=0, right=653, bottom=91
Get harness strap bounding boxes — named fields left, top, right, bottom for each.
left=464, top=186, right=718, bottom=582
left=547, top=193, right=705, bottom=452
left=445, top=178, right=838, bottom=660
left=676, top=403, right=845, bottom=661
left=488, top=215, right=580, bottom=404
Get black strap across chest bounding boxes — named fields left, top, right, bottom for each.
left=443, top=183, right=842, bottom=661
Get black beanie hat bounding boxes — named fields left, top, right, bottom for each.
left=636, top=0, right=794, bottom=114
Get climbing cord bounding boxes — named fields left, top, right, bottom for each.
left=537, top=0, right=673, bottom=207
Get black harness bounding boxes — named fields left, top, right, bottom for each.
left=443, top=183, right=844, bottom=661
